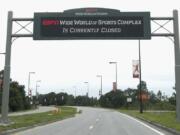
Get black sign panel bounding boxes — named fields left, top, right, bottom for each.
left=33, top=8, right=151, bottom=40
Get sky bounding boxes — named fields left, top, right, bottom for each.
left=0, top=0, right=179, bottom=98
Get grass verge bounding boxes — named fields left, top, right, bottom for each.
left=119, top=110, right=180, bottom=132
left=0, top=106, right=77, bottom=133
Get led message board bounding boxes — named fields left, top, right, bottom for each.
left=33, top=8, right=151, bottom=40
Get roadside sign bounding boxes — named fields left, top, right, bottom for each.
left=127, top=97, right=132, bottom=103
left=138, top=91, right=149, bottom=102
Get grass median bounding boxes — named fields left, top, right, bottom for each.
left=0, top=106, right=77, bottom=133
left=119, top=110, right=180, bottom=132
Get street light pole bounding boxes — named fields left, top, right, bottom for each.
left=96, top=75, right=102, bottom=96
left=139, top=40, right=143, bottom=114
left=73, top=86, right=77, bottom=98
left=84, top=82, right=89, bottom=97
left=28, top=72, right=35, bottom=100
left=36, top=80, right=41, bottom=105
left=109, top=62, right=118, bottom=90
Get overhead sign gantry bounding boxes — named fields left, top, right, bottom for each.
left=0, top=8, right=179, bottom=124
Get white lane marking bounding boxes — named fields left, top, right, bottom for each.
left=96, top=118, right=99, bottom=122
left=89, top=125, right=94, bottom=130
left=120, top=113, right=164, bottom=135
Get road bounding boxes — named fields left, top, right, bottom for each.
left=12, top=107, right=173, bottom=135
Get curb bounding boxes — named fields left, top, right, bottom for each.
left=135, top=116, right=180, bottom=135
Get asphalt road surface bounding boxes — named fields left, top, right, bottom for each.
left=12, top=107, right=173, bottom=135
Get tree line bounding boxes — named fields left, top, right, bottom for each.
left=100, top=81, right=176, bottom=110
left=0, top=69, right=176, bottom=112
left=37, top=80, right=176, bottom=110
left=0, top=81, right=31, bottom=112
left=37, top=92, right=99, bottom=107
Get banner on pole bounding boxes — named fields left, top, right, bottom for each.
left=132, top=60, right=140, bottom=78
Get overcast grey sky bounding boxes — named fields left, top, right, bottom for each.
left=0, top=0, right=179, bottom=97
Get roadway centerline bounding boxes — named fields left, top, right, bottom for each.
left=89, top=117, right=100, bottom=130
left=89, top=125, right=94, bottom=130
left=96, top=118, right=99, bottom=122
